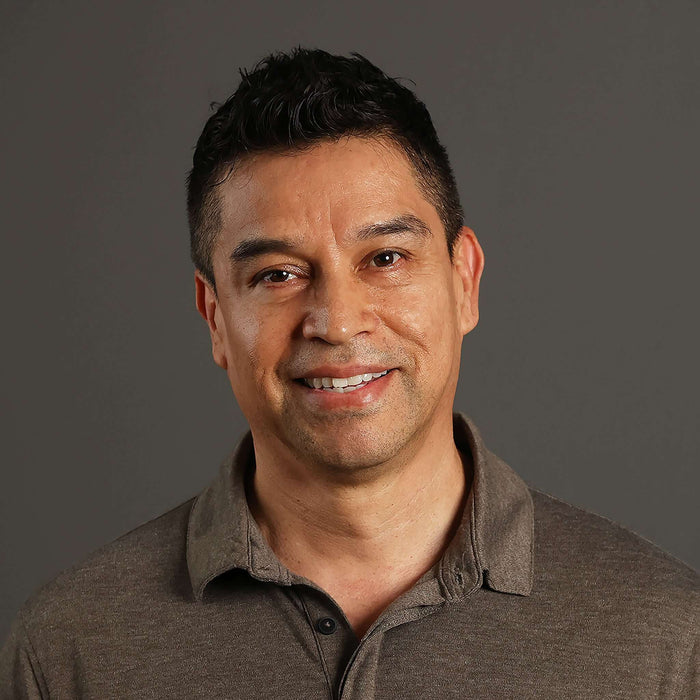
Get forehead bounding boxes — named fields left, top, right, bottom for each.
left=215, top=136, right=441, bottom=247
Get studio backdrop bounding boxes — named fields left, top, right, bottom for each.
left=1, top=0, right=698, bottom=639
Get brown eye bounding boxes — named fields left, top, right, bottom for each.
left=372, top=251, right=401, bottom=267
left=261, top=269, right=296, bottom=284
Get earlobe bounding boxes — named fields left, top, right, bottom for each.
left=453, top=227, right=485, bottom=336
left=194, top=271, right=229, bottom=370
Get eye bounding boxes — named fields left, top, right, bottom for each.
left=258, top=269, right=298, bottom=284
left=370, top=250, right=403, bottom=268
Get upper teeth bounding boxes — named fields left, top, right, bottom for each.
left=304, top=370, right=388, bottom=389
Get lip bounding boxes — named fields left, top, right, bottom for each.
left=292, top=368, right=396, bottom=409
left=294, top=364, right=393, bottom=380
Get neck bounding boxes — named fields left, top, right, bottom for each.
left=247, top=415, right=470, bottom=634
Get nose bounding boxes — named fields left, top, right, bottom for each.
left=301, top=272, right=378, bottom=344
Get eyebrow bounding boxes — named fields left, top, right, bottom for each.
left=229, top=237, right=294, bottom=264
left=229, top=214, right=432, bottom=264
left=354, top=214, right=432, bottom=242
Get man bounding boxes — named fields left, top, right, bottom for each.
left=1, top=48, right=697, bottom=699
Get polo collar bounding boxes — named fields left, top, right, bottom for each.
left=449, top=413, right=534, bottom=596
left=187, top=413, right=534, bottom=601
left=186, top=432, right=291, bottom=601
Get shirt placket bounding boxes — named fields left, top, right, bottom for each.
left=295, top=586, right=359, bottom=699
left=336, top=601, right=449, bottom=700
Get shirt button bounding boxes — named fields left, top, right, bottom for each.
left=316, top=617, right=337, bottom=635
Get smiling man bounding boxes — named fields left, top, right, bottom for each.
left=1, top=49, right=697, bottom=699
left=195, top=134, right=480, bottom=639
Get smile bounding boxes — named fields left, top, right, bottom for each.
left=300, top=370, right=390, bottom=393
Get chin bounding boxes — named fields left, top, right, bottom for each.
left=284, top=419, right=414, bottom=474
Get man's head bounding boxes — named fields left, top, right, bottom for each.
left=191, top=49, right=484, bottom=476
left=187, top=48, right=464, bottom=292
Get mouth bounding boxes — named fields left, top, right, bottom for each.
left=295, top=369, right=393, bottom=393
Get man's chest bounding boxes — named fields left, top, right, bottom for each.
left=36, top=585, right=688, bottom=699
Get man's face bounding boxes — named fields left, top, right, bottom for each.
left=196, top=137, right=483, bottom=473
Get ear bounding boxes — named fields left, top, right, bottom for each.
left=451, top=227, right=485, bottom=336
left=194, top=270, right=228, bottom=370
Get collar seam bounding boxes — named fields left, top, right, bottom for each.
left=469, top=474, right=485, bottom=592
left=245, top=496, right=253, bottom=574
left=185, top=494, right=203, bottom=602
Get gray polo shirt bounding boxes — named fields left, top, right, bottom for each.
left=1, top=414, right=697, bottom=698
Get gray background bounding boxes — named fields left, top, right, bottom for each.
left=1, top=1, right=698, bottom=639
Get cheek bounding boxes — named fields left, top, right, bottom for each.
left=223, top=304, right=297, bottom=392
left=377, top=273, right=459, bottom=353
left=220, top=307, right=266, bottom=394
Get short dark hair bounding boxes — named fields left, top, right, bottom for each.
left=187, top=48, right=464, bottom=290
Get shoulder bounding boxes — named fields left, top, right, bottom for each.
left=530, top=489, right=697, bottom=575
left=1, top=499, right=198, bottom=696
left=17, top=498, right=195, bottom=641
left=529, top=488, right=699, bottom=622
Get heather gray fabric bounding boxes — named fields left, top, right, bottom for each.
left=1, top=414, right=697, bottom=699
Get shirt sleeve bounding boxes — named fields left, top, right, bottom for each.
left=0, top=612, right=47, bottom=700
